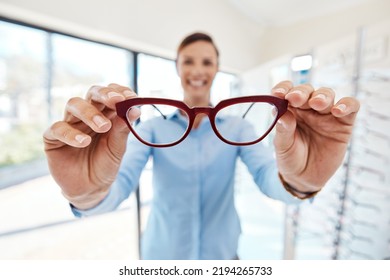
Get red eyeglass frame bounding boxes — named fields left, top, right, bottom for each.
left=115, top=95, right=288, bottom=147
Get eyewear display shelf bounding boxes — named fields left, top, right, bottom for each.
left=288, top=19, right=390, bottom=260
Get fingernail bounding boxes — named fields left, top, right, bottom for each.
left=93, top=115, right=109, bottom=128
left=127, top=107, right=141, bottom=122
left=277, top=119, right=287, bottom=129
left=123, top=90, right=136, bottom=97
left=285, top=90, right=303, bottom=99
left=75, top=134, right=88, bottom=144
left=108, top=91, right=123, bottom=99
left=290, top=90, right=303, bottom=96
left=314, top=94, right=326, bottom=100
left=274, top=88, right=287, bottom=94
left=336, top=104, right=347, bottom=112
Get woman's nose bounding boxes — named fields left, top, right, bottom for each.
left=189, top=63, right=204, bottom=75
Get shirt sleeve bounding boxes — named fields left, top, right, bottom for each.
left=71, top=130, right=152, bottom=217
left=237, top=122, right=302, bottom=204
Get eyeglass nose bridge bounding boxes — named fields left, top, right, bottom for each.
left=192, top=106, right=213, bottom=116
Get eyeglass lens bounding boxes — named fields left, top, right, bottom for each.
left=214, top=101, right=277, bottom=144
left=126, top=101, right=278, bottom=146
left=127, top=104, right=190, bottom=146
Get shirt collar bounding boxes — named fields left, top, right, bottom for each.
left=167, top=109, right=184, bottom=120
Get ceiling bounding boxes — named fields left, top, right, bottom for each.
left=228, top=0, right=371, bottom=27
left=0, top=0, right=381, bottom=71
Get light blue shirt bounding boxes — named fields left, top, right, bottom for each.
left=72, top=111, right=301, bottom=259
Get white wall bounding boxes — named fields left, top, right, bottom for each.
left=259, top=0, right=390, bottom=65
left=1, top=0, right=390, bottom=72
left=0, top=0, right=264, bottom=73
left=239, top=54, right=292, bottom=95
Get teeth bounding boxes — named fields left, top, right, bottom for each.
left=189, top=80, right=205, bottom=87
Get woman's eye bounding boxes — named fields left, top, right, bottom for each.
left=203, top=60, right=214, bottom=66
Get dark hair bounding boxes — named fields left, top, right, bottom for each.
left=177, top=32, right=219, bottom=58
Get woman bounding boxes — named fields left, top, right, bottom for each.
left=43, top=32, right=360, bottom=259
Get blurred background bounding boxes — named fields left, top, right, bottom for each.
left=0, top=0, right=389, bottom=260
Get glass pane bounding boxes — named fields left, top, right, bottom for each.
left=215, top=102, right=277, bottom=144
left=0, top=21, right=138, bottom=260
left=137, top=54, right=181, bottom=99
left=211, top=72, right=238, bottom=104
left=51, top=35, right=132, bottom=121
left=129, top=104, right=189, bottom=146
left=0, top=21, right=47, bottom=168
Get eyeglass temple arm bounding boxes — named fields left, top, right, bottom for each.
left=152, top=105, right=167, bottom=119
left=241, top=103, right=255, bottom=119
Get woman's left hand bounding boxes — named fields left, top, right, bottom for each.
left=271, top=80, right=360, bottom=196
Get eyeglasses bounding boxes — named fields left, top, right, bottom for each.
left=115, top=95, right=288, bottom=147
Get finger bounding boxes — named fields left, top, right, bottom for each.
left=44, top=121, right=92, bottom=148
left=107, top=83, right=136, bottom=97
left=284, top=84, right=315, bottom=108
left=106, top=116, right=134, bottom=159
left=103, top=108, right=141, bottom=162
left=331, top=97, right=360, bottom=125
left=86, top=85, right=134, bottom=110
left=273, top=110, right=297, bottom=153
left=65, top=97, right=112, bottom=133
left=126, top=107, right=142, bottom=124
left=271, top=80, right=294, bottom=98
left=308, top=87, right=336, bottom=114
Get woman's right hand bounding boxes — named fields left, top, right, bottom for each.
left=43, top=83, right=140, bottom=210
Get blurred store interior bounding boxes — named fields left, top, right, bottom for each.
left=0, top=0, right=389, bottom=260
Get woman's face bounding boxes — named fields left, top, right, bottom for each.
left=176, top=41, right=219, bottom=102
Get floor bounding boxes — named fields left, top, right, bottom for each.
left=0, top=163, right=286, bottom=260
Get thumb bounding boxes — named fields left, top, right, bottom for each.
left=273, top=110, right=297, bottom=153
left=107, top=108, right=141, bottom=159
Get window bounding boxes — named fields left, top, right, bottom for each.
left=50, top=34, right=133, bottom=121
left=0, top=20, right=138, bottom=260
left=0, top=21, right=134, bottom=188
left=0, top=19, right=237, bottom=259
left=0, top=21, right=47, bottom=171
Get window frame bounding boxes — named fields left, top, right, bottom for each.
left=0, top=16, right=237, bottom=259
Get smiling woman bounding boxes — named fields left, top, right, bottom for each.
left=176, top=33, right=220, bottom=109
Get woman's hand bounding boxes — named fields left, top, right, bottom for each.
left=271, top=81, right=360, bottom=196
left=43, top=83, right=140, bottom=209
